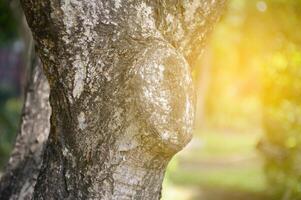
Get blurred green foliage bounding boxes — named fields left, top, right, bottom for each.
left=165, top=0, right=301, bottom=199
left=259, top=1, right=301, bottom=199
left=0, top=94, right=21, bottom=169
left=0, top=0, right=21, bottom=169
left=196, top=0, right=301, bottom=198
left=0, top=0, right=18, bottom=44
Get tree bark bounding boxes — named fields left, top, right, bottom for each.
left=0, top=54, right=50, bottom=200
left=0, top=1, right=51, bottom=200
left=20, top=1, right=226, bottom=199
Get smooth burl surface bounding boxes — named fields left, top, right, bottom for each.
left=19, top=0, right=226, bottom=199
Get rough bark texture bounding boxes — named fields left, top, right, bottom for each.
left=0, top=45, right=50, bottom=200
left=20, top=1, right=226, bottom=199
left=0, top=2, right=51, bottom=199
left=0, top=55, right=50, bottom=200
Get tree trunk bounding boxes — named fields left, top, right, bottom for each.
left=0, top=1, right=51, bottom=200
left=20, top=1, right=226, bottom=199
left=0, top=54, right=50, bottom=200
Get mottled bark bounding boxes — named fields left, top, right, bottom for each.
left=0, top=55, right=50, bottom=200
left=20, top=1, right=226, bottom=199
left=0, top=47, right=50, bottom=200
left=0, top=2, right=51, bottom=199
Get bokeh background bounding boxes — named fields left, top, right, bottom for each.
left=1, top=0, right=301, bottom=200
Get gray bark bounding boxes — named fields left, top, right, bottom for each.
left=0, top=54, right=50, bottom=200
left=0, top=1, right=51, bottom=199
left=20, top=1, right=226, bottom=199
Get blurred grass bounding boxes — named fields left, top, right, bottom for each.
left=169, top=166, right=265, bottom=192
left=162, top=129, right=267, bottom=200
left=184, top=130, right=259, bottom=159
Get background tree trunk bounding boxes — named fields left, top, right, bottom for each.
left=20, top=0, right=226, bottom=199
left=0, top=54, right=50, bottom=200
left=0, top=1, right=51, bottom=199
